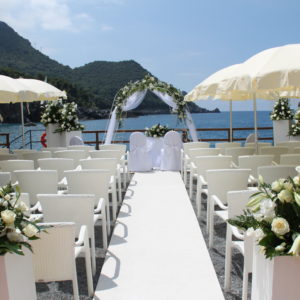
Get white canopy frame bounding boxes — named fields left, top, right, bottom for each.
left=104, top=89, right=198, bottom=144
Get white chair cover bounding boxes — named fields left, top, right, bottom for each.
left=69, top=136, right=84, bottom=145
left=160, top=131, right=183, bottom=171
left=128, top=132, right=152, bottom=172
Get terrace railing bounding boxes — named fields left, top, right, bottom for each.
left=7, top=126, right=273, bottom=150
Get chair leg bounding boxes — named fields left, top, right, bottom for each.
left=189, top=170, right=193, bottom=197
left=112, top=182, right=118, bottom=221
left=242, top=265, right=249, bottom=300
left=208, top=199, right=214, bottom=248
left=117, top=174, right=122, bottom=205
left=105, top=198, right=111, bottom=235
left=196, top=181, right=202, bottom=218
left=84, top=241, right=94, bottom=297
left=206, top=196, right=211, bottom=234
left=72, top=263, right=80, bottom=300
left=224, top=226, right=233, bottom=291
left=101, top=212, right=108, bottom=250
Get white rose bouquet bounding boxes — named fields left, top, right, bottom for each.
left=290, top=109, right=300, bottom=136
left=0, top=184, right=46, bottom=256
left=145, top=124, right=171, bottom=138
left=228, top=174, right=300, bottom=258
left=270, top=97, right=293, bottom=121
left=40, top=100, right=64, bottom=126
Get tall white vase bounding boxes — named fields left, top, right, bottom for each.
left=45, top=124, right=61, bottom=147
left=0, top=249, right=37, bottom=300
left=273, top=120, right=290, bottom=145
left=60, top=130, right=82, bottom=147
left=251, top=246, right=300, bottom=300
left=289, top=135, right=300, bottom=141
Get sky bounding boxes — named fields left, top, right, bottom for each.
left=0, top=0, right=300, bottom=111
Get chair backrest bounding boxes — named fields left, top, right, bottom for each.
left=22, top=151, right=52, bottom=168
left=99, top=144, right=127, bottom=153
left=0, top=160, right=34, bottom=183
left=258, top=165, right=297, bottom=184
left=129, top=132, right=147, bottom=151
left=37, top=194, right=95, bottom=237
left=259, top=146, right=289, bottom=163
left=80, top=158, right=118, bottom=176
left=54, top=150, right=87, bottom=166
left=30, top=222, right=76, bottom=282
left=206, top=169, right=251, bottom=204
left=0, top=153, right=18, bottom=161
left=69, top=136, right=84, bottom=145
left=0, top=172, right=11, bottom=186
left=38, top=158, right=75, bottom=181
left=215, top=142, right=241, bottom=155
left=183, top=142, right=210, bottom=152
left=224, top=147, right=255, bottom=165
left=42, top=147, right=67, bottom=155
left=14, top=170, right=58, bottom=205
left=238, top=155, right=274, bottom=178
left=277, top=141, right=300, bottom=152
left=163, top=130, right=183, bottom=148
left=64, top=169, right=111, bottom=204
left=89, top=150, right=123, bottom=160
left=280, top=154, right=300, bottom=165
left=0, top=148, right=10, bottom=154
left=245, top=142, right=272, bottom=154
left=188, top=148, right=221, bottom=161
left=67, top=145, right=94, bottom=152
left=193, top=156, right=233, bottom=180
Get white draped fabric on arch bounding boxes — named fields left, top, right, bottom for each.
left=104, top=89, right=198, bottom=144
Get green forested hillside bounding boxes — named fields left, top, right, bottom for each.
left=0, top=21, right=218, bottom=122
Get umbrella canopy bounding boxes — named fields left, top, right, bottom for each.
left=16, top=78, right=67, bottom=101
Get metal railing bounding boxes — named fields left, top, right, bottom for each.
left=7, top=127, right=274, bottom=149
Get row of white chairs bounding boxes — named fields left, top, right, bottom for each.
left=182, top=142, right=299, bottom=300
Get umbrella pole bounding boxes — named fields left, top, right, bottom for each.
left=20, top=102, right=25, bottom=148
left=229, top=100, right=233, bottom=142
left=253, top=93, right=258, bottom=153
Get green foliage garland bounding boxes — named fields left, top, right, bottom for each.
left=114, top=74, right=187, bottom=124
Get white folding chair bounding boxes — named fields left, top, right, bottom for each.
left=68, top=145, right=94, bottom=153
left=64, top=169, right=111, bottom=248
left=190, top=156, right=233, bottom=217
left=160, top=131, right=183, bottom=171
left=54, top=150, right=87, bottom=166
left=224, top=190, right=255, bottom=300
left=238, top=155, right=274, bottom=183
left=280, top=154, right=300, bottom=165
left=259, top=146, right=289, bottom=163
left=0, top=153, right=18, bottom=161
left=99, top=144, right=127, bottom=153
left=127, top=132, right=152, bottom=172
left=30, top=222, right=93, bottom=300
left=224, top=147, right=255, bottom=165
left=14, top=170, right=58, bottom=206
left=257, top=165, right=297, bottom=184
left=277, top=141, right=300, bottom=153
left=245, top=142, right=272, bottom=154
left=80, top=158, right=121, bottom=206
left=22, top=151, right=52, bottom=169
left=38, top=194, right=98, bottom=275
left=0, top=160, right=34, bottom=184
left=215, top=142, right=241, bottom=155
left=42, top=147, right=67, bottom=155
left=206, top=168, right=251, bottom=248
left=0, top=148, right=10, bottom=154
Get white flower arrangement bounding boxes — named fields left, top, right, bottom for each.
left=0, top=184, right=46, bottom=256
left=114, top=74, right=187, bottom=124
left=228, top=174, right=300, bottom=259
left=145, top=124, right=171, bottom=138
left=290, top=108, right=300, bottom=136
left=270, top=98, right=293, bottom=121
left=41, top=101, right=84, bottom=133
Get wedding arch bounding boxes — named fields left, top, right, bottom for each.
left=104, top=74, right=198, bottom=144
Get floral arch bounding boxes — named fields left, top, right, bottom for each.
left=104, top=74, right=198, bottom=143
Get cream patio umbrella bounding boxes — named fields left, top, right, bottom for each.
left=185, top=44, right=300, bottom=143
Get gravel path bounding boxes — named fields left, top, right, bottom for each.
left=37, top=173, right=248, bottom=299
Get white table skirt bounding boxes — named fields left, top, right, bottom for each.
left=146, top=137, right=164, bottom=168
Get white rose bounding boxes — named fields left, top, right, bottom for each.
left=271, top=180, right=283, bottom=192
left=284, top=181, right=293, bottom=192
left=16, top=201, right=29, bottom=213
left=7, top=229, right=23, bottom=242
left=278, top=189, right=293, bottom=203
left=293, top=176, right=300, bottom=186
left=254, top=228, right=265, bottom=241
left=1, top=210, right=16, bottom=225
left=271, top=217, right=290, bottom=236
left=260, top=199, right=276, bottom=221
left=275, top=242, right=286, bottom=252
left=23, top=224, right=39, bottom=238
left=4, top=194, right=10, bottom=201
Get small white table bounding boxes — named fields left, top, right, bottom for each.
left=146, top=137, right=164, bottom=168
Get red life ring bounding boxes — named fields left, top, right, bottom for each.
left=40, top=132, right=47, bottom=148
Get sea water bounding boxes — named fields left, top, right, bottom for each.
left=0, top=111, right=273, bottom=149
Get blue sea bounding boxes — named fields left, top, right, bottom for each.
left=0, top=111, right=273, bottom=150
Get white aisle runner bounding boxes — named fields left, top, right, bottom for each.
left=94, top=171, right=224, bottom=300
